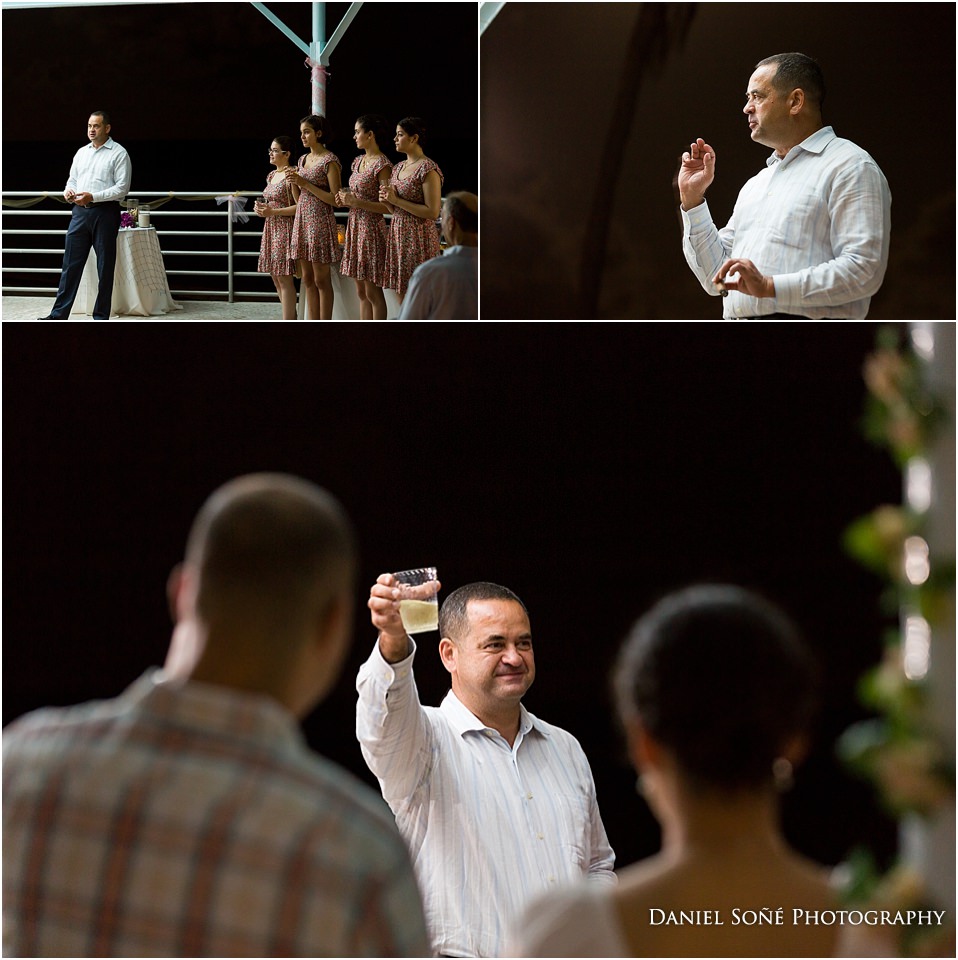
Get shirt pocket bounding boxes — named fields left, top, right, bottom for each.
left=555, top=790, right=590, bottom=869
left=767, top=185, right=829, bottom=251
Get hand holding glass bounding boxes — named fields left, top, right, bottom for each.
left=393, top=567, right=440, bottom=634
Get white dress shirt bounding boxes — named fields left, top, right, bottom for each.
left=66, top=137, right=132, bottom=203
left=356, top=639, right=616, bottom=958
left=508, top=883, right=628, bottom=957
left=397, top=244, right=478, bottom=320
left=682, top=126, right=891, bottom=319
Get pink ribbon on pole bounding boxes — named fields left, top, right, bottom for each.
left=305, top=58, right=329, bottom=116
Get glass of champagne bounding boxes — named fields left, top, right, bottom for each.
left=393, top=567, right=440, bottom=634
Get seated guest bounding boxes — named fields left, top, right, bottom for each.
left=510, top=584, right=844, bottom=958
left=2, top=474, right=429, bottom=958
left=398, top=191, right=477, bottom=320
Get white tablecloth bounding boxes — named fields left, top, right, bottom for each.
left=286, top=265, right=402, bottom=320
left=72, top=227, right=180, bottom=317
left=331, top=266, right=403, bottom=320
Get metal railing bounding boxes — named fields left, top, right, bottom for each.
left=1, top=190, right=350, bottom=302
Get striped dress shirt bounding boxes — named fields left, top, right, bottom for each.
left=682, top=126, right=891, bottom=319
left=66, top=137, right=132, bottom=203
left=356, top=640, right=616, bottom=958
left=3, top=670, right=430, bottom=958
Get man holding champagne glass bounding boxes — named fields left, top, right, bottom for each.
left=356, top=572, right=616, bottom=958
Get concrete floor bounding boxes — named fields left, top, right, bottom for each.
left=1, top=296, right=293, bottom=321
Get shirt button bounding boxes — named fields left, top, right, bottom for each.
left=536, top=833, right=544, bottom=840
left=527, top=793, right=533, bottom=800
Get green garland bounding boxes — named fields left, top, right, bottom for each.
left=837, top=324, right=955, bottom=956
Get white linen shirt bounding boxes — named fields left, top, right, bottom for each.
left=66, top=137, right=132, bottom=203
left=356, top=639, right=616, bottom=958
left=682, top=126, right=891, bottom=319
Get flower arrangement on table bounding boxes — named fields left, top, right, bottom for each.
left=120, top=211, right=136, bottom=229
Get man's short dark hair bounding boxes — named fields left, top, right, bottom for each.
left=90, top=110, right=111, bottom=125
left=439, top=582, right=527, bottom=639
left=756, top=52, right=825, bottom=109
left=444, top=193, right=478, bottom=234
left=186, top=473, right=357, bottom=632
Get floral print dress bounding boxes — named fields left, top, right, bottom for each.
left=257, top=171, right=296, bottom=276
left=340, top=154, right=392, bottom=285
left=290, top=151, right=341, bottom=265
left=384, top=157, right=443, bottom=296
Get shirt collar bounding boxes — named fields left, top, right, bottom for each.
left=123, top=668, right=303, bottom=752
left=766, top=125, right=835, bottom=167
left=439, top=689, right=550, bottom=739
left=86, top=137, right=116, bottom=152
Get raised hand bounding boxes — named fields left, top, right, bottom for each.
left=677, top=138, right=716, bottom=210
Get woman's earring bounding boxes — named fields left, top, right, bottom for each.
left=772, top=757, right=794, bottom=792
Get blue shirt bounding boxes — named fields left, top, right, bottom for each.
left=682, top=127, right=891, bottom=319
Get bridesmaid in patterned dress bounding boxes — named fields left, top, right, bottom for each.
left=287, top=115, right=342, bottom=320
left=381, top=117, right=443, bottom=303
left=254, top=136, right=298, bottom=319
left=337, top=115, right=393, bottom=321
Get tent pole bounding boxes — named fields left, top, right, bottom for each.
left=310, top=2, right=327, bottom=115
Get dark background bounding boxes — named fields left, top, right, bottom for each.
left=480, top=2, right=956, bottom=319
left=3, top=323, right=903, bottom=872
left=2, top=1, right=478, bottom=194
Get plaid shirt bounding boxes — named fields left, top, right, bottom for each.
left=3, top=670, right=429, bottom=957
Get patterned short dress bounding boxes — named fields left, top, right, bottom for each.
left=257, top=171, right=296, bottom=276
left=384, top=157, right=443, bottom=296
left=340, top=154, right=392, bottom=285
left=290, top=151, right=342, bottom=265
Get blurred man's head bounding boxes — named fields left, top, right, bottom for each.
left=169, top=474, right=357, bottom=715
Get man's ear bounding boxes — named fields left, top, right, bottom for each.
left=167, top=563, right=196, bottom=622
left=315, top=589, right=353, bottom=653
left=626, top=717, right=664, bottom=773
left=438, top=637, right=457, bottom=675
left=789, top=87, right=806, bottom=115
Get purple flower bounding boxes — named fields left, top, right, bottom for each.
left=120, top=212, right=135, bottom=228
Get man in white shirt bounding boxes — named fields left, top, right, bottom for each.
left=357, top=576, right=616, bottom=957
left=398, top=191, right=478, bottom=319
left=678, top=52, right=891, bottom=320
left=39, top=111, right=132, bottom=320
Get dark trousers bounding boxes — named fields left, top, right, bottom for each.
left=50, top=202, right=121, bottom=320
